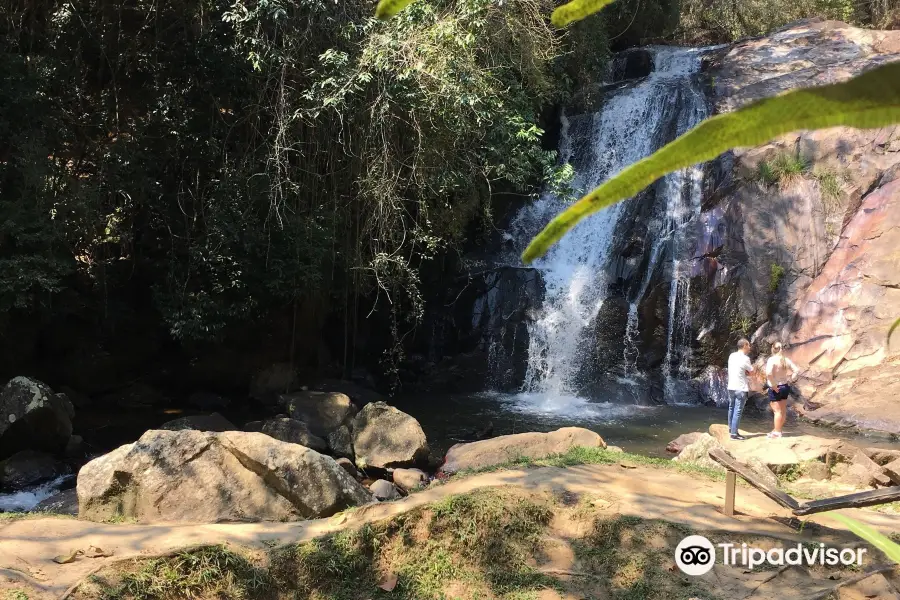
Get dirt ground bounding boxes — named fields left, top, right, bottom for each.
left=2, top=462, right=899, bottom=599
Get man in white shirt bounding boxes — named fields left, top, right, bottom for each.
left=726, top=338, right=754, bottom=440
left=765, top=342, right=799, bottom=439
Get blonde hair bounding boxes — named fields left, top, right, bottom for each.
left=772, top=342, right=786, bottom=367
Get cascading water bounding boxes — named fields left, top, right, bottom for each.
left=505, top=46, right=712, bottom=412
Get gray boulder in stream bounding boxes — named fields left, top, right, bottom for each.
left=438, top=427, right=606, bottom=475
left=260, top=418, right=328, bottom=453
left=351, top=402, right=429, bottom=469
left=0, top=450, right=70, bottom=490
left=281, top=390, right=357, bottom=436
left=0, top=377, right=74, bottom=458
left=77, top=429, right=373, bottom=523
left=160, top=412, right=237, bottom=432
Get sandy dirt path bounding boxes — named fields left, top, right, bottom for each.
left=2, top=463, right=899, bottom=599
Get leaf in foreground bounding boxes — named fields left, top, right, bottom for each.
left=829, top=514, right=900, bottom=564
left=888, top=317, right=900, bottom=348
left=551, top=0, right=616, bottom=27
left=374, top=0, right=416, bottom=19
left=522, top=61, right=900, bottom=264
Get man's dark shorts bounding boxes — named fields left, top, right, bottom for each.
left=768, top=383, right=791, bottom=402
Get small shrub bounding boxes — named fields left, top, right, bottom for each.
left=731, top=315, right=753, bottom=335
left=757, top=161, right=778, bottom=186
left=771, top=151, right=809, bottom=183
left=758, top=151, right=808, bottom=187
left=814, top=168, right=843, bottom=202
left=769, top=263, right=786, bottom=293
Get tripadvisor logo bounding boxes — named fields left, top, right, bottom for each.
left=675, top=536, right=716, bottom=576
left=675, top=535, right=868, bottom=576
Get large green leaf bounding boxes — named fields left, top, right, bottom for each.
left=375, top=0, right=416, bottom=19
left=830, top=514, right=900, bottom=564
left=888, top=317, right=900, bottom=348
left=522, top=61, right=900, bottom=264
left=551, top=0, right=616, bottom=27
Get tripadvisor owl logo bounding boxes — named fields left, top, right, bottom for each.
left=675, top=535, right=868, bottom=576
left=675, top=535, right=716, bottom=575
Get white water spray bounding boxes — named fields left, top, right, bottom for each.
left=508, top=47, right=711, bottom=408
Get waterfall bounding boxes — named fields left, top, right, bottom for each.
left=506, top=46, right=711, bottom=406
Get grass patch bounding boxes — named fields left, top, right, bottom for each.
left=573, top=515, right=715, bottom=600
left=758, top=151, right=809, bottom=187
left=5, top=591, right=31, bottom=600
left=456, top=446, right=725, bottom=482
left=813, top=168, right=843, bottom=202
left=813, top=167, right=847, bottom=238
left=93, top=545, right=272, bottom=600
left=269, top=488, right=559, bottom=600
left=0, top=511, right=75, bottom=522
left=769, top=263, right=786, bottom=293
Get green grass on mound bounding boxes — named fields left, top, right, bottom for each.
left=94, top=546, right=272, bottom=600
left=80, top=487, right=736, bottom=600
left=268, top=488, right=560, bottom=600
left=454, top=445, right=726, bottom=482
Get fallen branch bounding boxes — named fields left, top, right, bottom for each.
left=537, top=568, right=600, bottom=577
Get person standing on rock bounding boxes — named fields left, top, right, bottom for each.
left=726, top=339, right=754, bottom=441
left=765, top=342, right=799, bottom=439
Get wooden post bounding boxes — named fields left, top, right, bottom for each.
left=724, top=471, right=737, bottom=517
left=709, top=448, right=800, bottom=511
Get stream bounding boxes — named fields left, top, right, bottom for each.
left=1, top=393, right=896, bottom=513
left=391, top=392, right=899, bottom=458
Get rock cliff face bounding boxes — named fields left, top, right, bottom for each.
left=698, top=20, right=900, bottom=432
left=413, top=20, right=900, bottom=432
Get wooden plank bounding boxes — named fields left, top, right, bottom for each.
left=793, top=487, right=900, bottom=516
left=724, top=471, right=737, bottom=517
left=708, top=448, right=801, bottom=511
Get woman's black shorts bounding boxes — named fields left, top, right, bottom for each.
left=768, top=384, right=791, bottom=402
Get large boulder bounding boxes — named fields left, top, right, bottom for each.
left=77, top=430, right=373, bottom=523
left=351, top=402, right=429, bottom=469
left=707, top=424, right=836, bottom=472
left=160, top=413, right=237, bottom=432
left=328, top=426, right=354, bottom=460
left=0, top=377, right=74, bottom=458
left=35, top=488, right=79, bottom=515
left=665, top=432, right=704, bottom=455
left=281, top=391, right=357, bottom=436
left=0, top=450, right=70, bottom=490
left=259, top=418, right=328, bottom=453
left=438, top=427, right=605, bottom=476
left=672, top=433, right=779, bottom=486
left=672, top=434, right=726, bottom=473
left=310, top=379, right=384, bottom=408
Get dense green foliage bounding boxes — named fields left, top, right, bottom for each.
left=1, top=0, right=897, bottom=385
left=0, top=0, right=585, bottom=380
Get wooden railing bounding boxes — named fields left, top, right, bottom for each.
left=708, top=448, right=900, bottom=517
